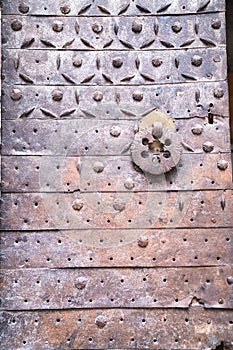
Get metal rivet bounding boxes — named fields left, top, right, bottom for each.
left=213, top=88, right=224, bottom=99
left=75, top=277, right=87, bottom=290
left=211, top=20, right=221, bottom=30
left=10, top=89, right=22, bottom=101
left=191, top=55, right=203, bottom=67
left=112, top=57, right=123, bottom=68
left=93, top=91, right=103, bottom=102
left=132, top=20, right=142, bottom=33
left=217, top=160, right=228, bottom=170
left=124, top=178, right=134, bottom=190
left=227, top=276, right=233, bottom=285
left=18, top=3, right=29, bottom=13
left=202, top=141, right=214, bottom=153
left=172, top=21, right=182, bottom=33
left=191, top=124, right=203, bottom=135
left=52, top=20, right=63, bottom=32
left=95, top=315, right=107, bottom=329
left=60, top=4, right=70, bottom=14
left=152, top=58, right=163, bottom=67
left=11, top=20, right=22, bottom=31
left=218, top=298, right=224, bottom=304
left=72, top=199, right=84, bottom=211
left=52, top=89, right=63, bottom=101
left=137, top=236, right=149, bottom=248
left=92, top=22, right=103, bottom=34
left=113, top=199, right=126, bottom=212
left=73, top=56, right=82, bottom=67
left=93, top=161, right=104, bottom=173
left=110, top=126, right=121, bottom=137
left=133, top=91, right=143, bottom=101
left=213, top=55, right=221, bottom=63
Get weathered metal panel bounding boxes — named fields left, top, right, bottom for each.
left=2, top=48, right=227, bottom=85
left=1, top=0, right=232, bottom=348
left=1, top=117, right=231, bottom=155
left=0, top=309, right=232, bottom=350
left=0, top=190, right=232, bottom=230
left=1, top=153, right=232, bottom=192
left=1, top=0, right=226, bottom=16
left=1, top=229, right=232, bottom=269
left=2, top=82, right=229, bottom=120
left=2, top=13, right=226, bottom=50
left=1, top=267, right=232, bottom=310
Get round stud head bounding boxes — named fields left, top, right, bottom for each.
left=60, top=4, right=70, bottom=14
left=138, top=236, right=149, bottom=248
left=213, top=88, right=224, bottom=99
left=211, top=20, right=221, bottom=30
left=112, top=57, right=123, bottom=68
left=73, top=56, right=82, bottom=67
left=133, top=91, right=143, bottom=101
left=191, top=55, right=203, bottom=67
left=172, top=21, right=182, bottom=33
left=18, top=3, right=29, bottom=13
left=93, top=161, right=104, bottom=173
left=93, top=91, right=103, bottom=102
left=124, top=178, right=134, bottom=190
left=92, top=22, right=103, bottom=34
left=217, top=160, right=228, bottom=170
left=152, top=58, right=163, bottom=67
left=191, top=124, right=203, bottom=135
left=227, top=276, right=233, bottom=285
left=52, top=89, right=63, bottom=101
left=72, top=199, right=84, bottom=211
left=11, top=20, right=23, bottom=31
left=95, top=315, right=107, bottom=329
left=52, top=20, right=63, bottom=32
left=132, top=21, right=142, bottom=33
left=202, top=141, right=214, bottom=153
left=75, top=277, right=87, bottom=290
left=110, top=126, right=121, bottom=137
left=113, top=199, right=126, bottom=212
left=10, top=89, right=22, bottom=101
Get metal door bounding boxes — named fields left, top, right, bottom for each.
left=0, top=1, right=233, bottom=349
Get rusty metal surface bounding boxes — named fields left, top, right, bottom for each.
left=2, top=82, right=229, bottom=120
left=1, top=267, right=232, bottom=309
left=2, top=13, right=226, bottom=50
left=1, top=308, right=232, bottom=350
left=1, top=117, right=231, bottom=155
left=1, top=190, right=232, bottom=230
left=3, top=48, right=227, bottom=85
left=2, top=153, right=232, bottom=192
left=1, top=0, right=233, bottom=349
left=1, top=228, right=232, bottom=269
left=1, top=0, right=225, bottom=16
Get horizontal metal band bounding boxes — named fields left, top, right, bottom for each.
left=2, top=117, right=231, bottom=156
left=0, top=228, right=232, bottom=269
left=1, top=0, right=225, bottom=16
left=2, top=48, right=227, bottom=85
left=2, top=81, right=229, bottom=120
left=0, top=190, right=232, bottom=230
left=0, top=308, right=232, bottom=349
left=0, top=266, right=232, bottom=310
left=2, top=13, right=225, bottom=51
left=1, top=153, right=232, bottom=193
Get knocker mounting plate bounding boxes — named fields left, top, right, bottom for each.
left=131, top=110, right=182, bottom=175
